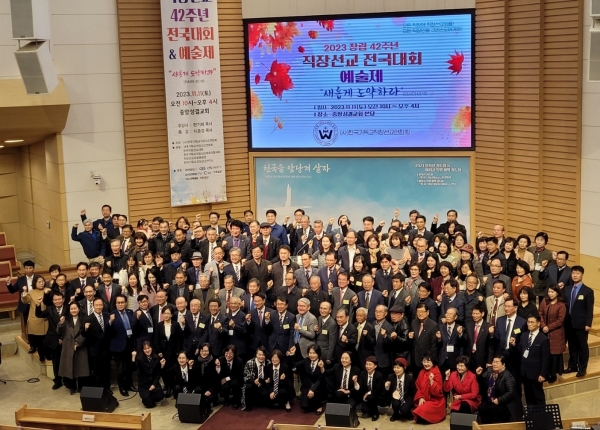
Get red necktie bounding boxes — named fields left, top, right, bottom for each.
left=491, top=299, right=499, bottom=326
left=263, top=244, right=269, bottom=260
left=418, top=322, right=424, bottom=337
left=226, top=290, right=231, bottom=310
left=473, top=324, right=480, bottom=352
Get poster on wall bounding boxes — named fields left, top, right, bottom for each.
left=255, top=157, right=470, bottom=235
left=245, top=11, right=473, bottom=150
left=160, top=0, right=227, bottom=206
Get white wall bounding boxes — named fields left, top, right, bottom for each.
left=0, top=0, right=128, bottom=264
left=581, top=0, right=600, bottom=259
left=242, top=0, right=475, bottom=19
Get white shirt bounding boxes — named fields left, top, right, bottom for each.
left=348, top=246, right=356, bottom=266
left=26, top=275, right=33, bottom=289
left=165, top=322, right=172, bottom=339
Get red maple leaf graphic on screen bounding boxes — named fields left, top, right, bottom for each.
left=248, top=23, right=269, bottom=50
left=447, top=51, right=464, bottom=74
left=265, top=60, right=294, bottom=99
left=270, top=22, right=300, bottom=53
left=317, top=20, right=335, bottom=31
left=308, top=30, right=319, bottom=39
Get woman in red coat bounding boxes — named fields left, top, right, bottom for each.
left=413, top=354, right=446, bottom=424
left=443, top=355, right=481, bottom=413
left=538, top=284, right=567, bottom=383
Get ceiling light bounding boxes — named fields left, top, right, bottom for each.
left=4, top=139, right=24, bottom=143
left=0, top=146, right=4, bottom=148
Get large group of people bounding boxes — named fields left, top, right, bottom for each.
left=4, top=205, right=594, bottom=424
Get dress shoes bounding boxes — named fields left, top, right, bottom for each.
left=129, top=386, right=138, bottom=392
left=232, top=404, right=239, bottom=410
left=372, top=414, right=379, bottom=421
left=52, top=381, right=63, bottom=390
left=390, top=415, right=398, bottom=422
left=576, top=371, right=587, bottom=378
left=119, top=389, right=129, bottom=397
left=28, top=348, right=35, bottom=354
left=563, top=367, right=576, bottom=374
left=70, top=388, right=77, bottom=395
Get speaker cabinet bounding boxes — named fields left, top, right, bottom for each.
left=450, top=412, right=480, bottom=430
left=80, top=387, right=118, bottom=413
left=10, top=0, right=50, bottom=40
left=14, top=41, right=58, bottom=94
left=325, top=403, right=359, bottom=428
left=176, top=393, right=206, bottom=424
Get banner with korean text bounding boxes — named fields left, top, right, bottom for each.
left=254, top=156, right=470, bottom=237
left=160, top=0, right=227, bottom=206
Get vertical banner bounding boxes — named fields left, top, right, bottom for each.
left=255, top=157, right=470, bottom=237
left=160, top=0, right=227, bottom=206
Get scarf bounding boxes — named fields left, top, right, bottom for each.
left=535, top=246, right=545, bottom=253
left=171, top=260, right=183, bottom=270
left=197, top=354, right=213, bottom=375
left=487, top=372, right=499, bottom=401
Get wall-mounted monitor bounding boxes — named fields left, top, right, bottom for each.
left=244, top=10, right=474, bottom=150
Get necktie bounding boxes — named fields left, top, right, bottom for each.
left=196, top=269, right=200, bottom=284
left=365, top=292, right=370, bottom=309
left=339, top=289, right=344, bottom=304
left=418, top=322, right=424, bottom=337
left=57, top=307, right=62, bottom=315
left=505, top=318, right=513, bottom=349
left=263, top=244, right=269, bottom=260
left=368, top=375, right=372, bottom=391
left=306, top=270, right=310, bottom=281
left=357, top=324, right=362, bottom=348
left=88, top=302, right=93, bottom=315
left=182, top=371, right=188, bottom=393
left=279, top=313, right=284, bottom=327
left=145, top=311, right=153, bottom=326
left=528, top=332, right=533, bottom=348
left=159, top=307, right=164, bottom=322
left=342, top=368, right=348, bottom=389
left=448, top=325, right=452, bottom=337
left=81, top=279, right=85, bottom=289
left=273, top=368, right=279, bottom=396
left=311, top=361, right=316, bottom=372
left=210, top=243, right=215, bottom=261
left=234, top=238, right=239, bottom=248
left=228, top=361, right=232, bottom=371
left=193, top=315, right=198, bottom=328
left=571, top=287, right=578, bottom=313
left=295, top=315, right=304, bottom=343
left=226, top=290, right=231, bottom=310
left=106, top=286, right=111, bottom=302
left=384, top=270, right=389, bottom=277
left=473, top=324, right=480, bottom=353
left=398, top=379, right=403, bottom=399
left=329, top=268, right=333, bottom=280
left=211, top=316, right=216, bottom=327
left=235, top=265, right=240, bottom=281
left=121, top=311, right=131, bottom=335
left=491, top=298, right=499, bottom=326
left=259, top=310, right=263, bottom=325
left=97, top=314, right=104, bottom=331
left=250, top=295, right=255, bottom=310
left=258, top=364, right=264, bottom=379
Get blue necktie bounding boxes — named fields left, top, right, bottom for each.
left=570, top=287, right=578, bottom=313
left=121, top=311, right=131, bottom=335
left=295, top=315, right=304, bottom=343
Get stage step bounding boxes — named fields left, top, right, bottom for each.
left=15, top=335, right=53, bottom=379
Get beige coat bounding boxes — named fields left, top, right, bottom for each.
left=21, top=288, right=48, bottom=335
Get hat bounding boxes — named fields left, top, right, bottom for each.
left=259, top=222, right=271, bottom=228
left=389, top=305, right=405, bottom=314
left=191, top=251, right=203, bottom=260
left=460, top=244, right=474, bottom=256
left=170, top=245, right=180, bottom=254
left=394, top=357, right=408, bottom=368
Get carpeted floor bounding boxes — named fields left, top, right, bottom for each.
left=198, top=405, right=319, bottom=430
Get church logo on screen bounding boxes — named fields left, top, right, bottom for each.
left=313, top=121, right=338, bottom=146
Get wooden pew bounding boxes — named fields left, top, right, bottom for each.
left=266, top=423, right=363, bottom=430
left=472, top=416, right=600, bottom=430
left=15, top=405, right=151, bottom=430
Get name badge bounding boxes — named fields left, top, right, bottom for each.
left=523, top=349, right=529, bottom=358
left=126, top=329, right=133, bottom=336
left=199, top=323, right=206, bottom=328
left=322, top=330, right=328, bottom=335
left=514, top=328, right=521, bottom=334
left=342, top=299, right=350, bottom=305
left=283, top=324, right=290, bottom=329
left=228, top=330, right=234, bottom=336
left=447, top=345, right=454, bottom=353
left=147, top=327, right=153, bottom=333
left=534, top=263, right=542, bottom=271
left=578, top=295, right=584, bottom=300
left=355, top=281, right=362, bottom=286
left=302, top=325, right=308, bottom=330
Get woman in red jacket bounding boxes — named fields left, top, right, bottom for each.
left=412, top=354, right=446, bottom=424
left=443, top=355, right=481, bottom=413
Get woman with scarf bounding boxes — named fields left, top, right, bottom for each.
left=131, top=232, right=149, bottom=265
left=194, top=342, right=218, bottom=413
left=385, top=232, right=411, bottom=275
left=132, top=340, right=165, bottom=408
left=154, top=304, right=185, bottom=397
left=528, top=232, right=554, bottom=298
left=436, top=239, right=457, bottom=268
left=502, top=237, right=519, bottom=279
left=57, top=301, right=89, bottom=394
left=476, top=356, right=520, bottom=423
left=365, top=234, right=382, bottom=274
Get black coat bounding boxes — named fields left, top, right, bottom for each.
left=334, top=323, right=358, bottom=362
left=269, top=310, right=296, bottom=353
left=357, top=370, right=385, bottom=402
left=82, top=312, right=110, bottom=358
left=385, top=373, right=415, bottom=409
left=410, top=318, right=438, bottom=368
left=35, top=303, right=67, bottom=349
left=480, top=368, right=520, bottom=421
left=463, top=320, right=494, bottom=370
left=226, top=310, right=248, bottom=356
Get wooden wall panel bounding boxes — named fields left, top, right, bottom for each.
left=116, top=0, right=250, bottom=224
left=475, top=0, right=582, bottom=261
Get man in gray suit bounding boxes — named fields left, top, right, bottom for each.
left=193, top=273, right=217, bottom=315
left=330, top=272, right=358, bottom=320
left=271, top=245, right=299, bottom=289
left=204, top=246, right=229, bottom=290
left=294, top=298, right=318, bottom=358
left=314, top=301, right=338, bottom=364
left=218, top=275, right=244, bottom=316
left=295, top=253, right=317, bottom=290
left=483, top=258, right=511, bottom=297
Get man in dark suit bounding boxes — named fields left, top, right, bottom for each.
left=387, top=274, right=410, bottom=310
left=436, top=307, right=463, bottom=372
left=463, top=303, right=494, bottom=372
left=150, top=290, right=169, bottom=325
left=108, top=294, right=137, bottom=396
left=409, top=303, right=438, bottom=371
left=457, top=274, right=485, bottom=326
left=357, top=275, right=385, bottom=322
left=367, top=305, right=394, bottom=376
left=334, top=308, right=358, bottom=362
left=225, top=297, right=248, bottom=362
left=79, top=285, right=98, bottom=317
left=83, top=297, right=111, bottom=390
left=295, top=253, right=317, bottom=290
left=244, top=245, right=273, bottom=292
left=215, top=345, right=245, bottom=409
left=186, top=252, right=204, bottom=289
left=318, top=252, right=344, bottom=291
left=354, top=307, right=375, bottom=368
left=271, top=246, right=299, bottom=289
left=35, top=291, right=67, bottom=389
left=134, top=295, right=155, bottom=351
left=329, top=272, right=356, bottom=320
left=222, top=219, right=251, bottom=260
left=357, top=356, right=386, bottom=420
left=97, top=272, right=121, bottom=312
left=407, top=215, right=434, bottom=244
left=197, top=227, right=221, bottom=263
left=167, top=271, right=194, bottom=305
left=245, top=292, right=276, bottom=351
left=269, top=297, right=296, bottom=359
left=439, top=278, right=466, bottom=325
left=277, top=271, right=303, bottom=315
left=374, top=256, right=394, bottom=293
left=256, top=223, right=282, bottom=263
left=539, top=250, right=573, bottom=289
left=337, top=230, right=366, bottom=272
left=198, top=299, right=229, bottom=357
left=292, top=215, right=315, bottom=255
left=305, top=275, right=329, bottom=317
left=315, top=301, right=338, bottom=364
left=564, top=266, right=594, bottom=377
left=241, top=279, right=261, bottom=314
left=512, top=314, right=550, bottom=405
left=174, top=296, right=195, bottom=353
left=6, top=259, right=35, bottom=336
left=222, top=247, right=248, bottom=291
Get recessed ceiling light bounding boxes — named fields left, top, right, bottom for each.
left=0, top=146, right=4, bottom=148
left=4, top=139, right=24, bottom=143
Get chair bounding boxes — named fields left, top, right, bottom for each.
left=0, top=261, right=12, bottom=278
left=0, top=277, right=17, bottom=319
left=0, top=245, right=20, bottom=272
left=0, top=232, right=6, bottom=246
